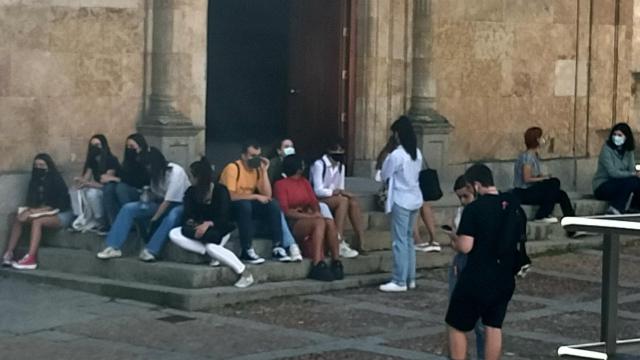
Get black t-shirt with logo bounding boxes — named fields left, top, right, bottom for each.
left=457, top=193, right=516, bottom=288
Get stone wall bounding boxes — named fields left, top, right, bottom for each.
left=0, top=0, right=148, bottom=246
left=432, top=0, right=635, bottom=163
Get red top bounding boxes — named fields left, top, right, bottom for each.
left=274, top=176, right=319, bottom=214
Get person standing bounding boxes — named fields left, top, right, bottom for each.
left=446, top=164, right=520, bottom=360
left=378, top=116, right=424, bottom=292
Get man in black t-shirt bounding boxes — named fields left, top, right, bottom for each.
left=446, top=164, right=518, bottom=360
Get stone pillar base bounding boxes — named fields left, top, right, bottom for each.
left=352, top=159, right=377, bottom=178
left=138, top=123, right=204, bottom=168
left=412, top=111, right=454, bottom=185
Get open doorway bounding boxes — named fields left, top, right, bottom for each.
left=205, top=0, right=356, bottom=169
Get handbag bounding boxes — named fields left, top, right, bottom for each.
left=419, top=158, right=443, bottom=201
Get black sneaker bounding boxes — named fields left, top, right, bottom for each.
left=331, top=260, right=344, bottom=280
left=308, top=261, right=334, bottom=282
left=240, top=248, right=266, bottom=265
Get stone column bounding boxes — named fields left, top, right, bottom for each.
left=138, top=0, right=203, bottom=167
left=409, top=0, right=453, bottom=183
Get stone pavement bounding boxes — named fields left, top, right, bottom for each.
left=3, top=245, right=640, bottom=359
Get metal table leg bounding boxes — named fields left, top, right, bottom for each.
left=601, top=233, right=619, bottom=357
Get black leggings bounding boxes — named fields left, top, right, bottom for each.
left=594, top=176, right=640, bottom=213
left=513, top=178, right=574, bottom=219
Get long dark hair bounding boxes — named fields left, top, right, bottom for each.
left=146, top=147, right=170, bottom=187
left=190, top=157, right=214, bottom=202
left=122, top=133, right=149, bottom=169
left=390, top=115, right=418, bottom=160
left=26, top=153, right=64, bottom=207
left=82, top=134, right=114, bottom=176
left=607, top=122, right=635, bottom=152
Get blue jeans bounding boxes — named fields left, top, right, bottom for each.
left=103, top=182, right=140, bottom=226
left=390, top=204, right=418, bottom=287
left=449, top=253, right=485, bottom=359
left=105, top=201, right=182, bottom=256
left=231, top=200, right=283, bottom=255
left=280, top=212, right=294, bottom=249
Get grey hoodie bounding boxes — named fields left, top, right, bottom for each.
left=592, top=144, right=636, bottom=191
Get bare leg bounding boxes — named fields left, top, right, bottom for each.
left=28, top=215, right=61, bottom=258
left=324, top=219, right=340, bottom=260
left=292, top=218, right=325, bottom=264
left=448, top=326, right=468, bottom=360
left=484, top=326, right=502, bottom=360
left=413, top=220, right=425, bottom=245
left=421, top=202, right=437, bottom=244
left=5, top=216, right=28, bottom=255
left=322, top=196, right=349, bottom=237
left=347, top=197, right=365, bottom=250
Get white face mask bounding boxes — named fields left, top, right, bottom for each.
left=612, top=135, right=626, bottom=147
left=282, top=147, right=296, bottom=156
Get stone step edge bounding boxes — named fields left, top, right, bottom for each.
left=0, top=269, right=394, bottom=311
left=6, top=235, right=638, bottom=311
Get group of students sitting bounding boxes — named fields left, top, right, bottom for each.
left=0, top=133, right=375, bottom=288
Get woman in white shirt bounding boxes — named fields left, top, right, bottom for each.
left=97, top=147, right=191, bottom=262
left=310, top=141, right=362, bottom=258
left=379, top=116, right=424, bottom=292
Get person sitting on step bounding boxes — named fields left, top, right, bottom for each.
left=169, top=157, right=254, bottom=288
left=219, top=141, right=297, bottom=264
left=593, top=122, right=640, bottom=215
left=101, top=133, right=150, bottom=230
left=274, top=154, right=343, bottom=281
left=97, top=147, right=190, bottom=262
left=69, top=134, right=120, bottom=234
left=310, top=139, right=361, bottom=258
left=513, top=127, right=576, bottom=227
left=3, top=153, right=74, bottom=270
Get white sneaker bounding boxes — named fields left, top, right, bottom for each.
left=379, top=282, right=407, bottom=292
left=139, top=248, right=156, bottom=262
left=417, top=243, right=441, bottom=253
left=234, top=272, right=254, bottom=288
left=97, top=247, right=122, bottom=259
left=409, top=281, right=416, bottom=289
left=2, top=252, right=13, bottom=267
left=339, top=241, right=359, bottom=259
left=534, top=216, right=559, bottom=224
left=209, top=259, right=221, bottom=267
left=289, top=243, right=303, bottom=262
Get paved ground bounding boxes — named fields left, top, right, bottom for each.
left=3, top=245, right=640, bottom=359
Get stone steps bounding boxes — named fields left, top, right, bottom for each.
left=3, top=248, right=452, bottom=310
left=28, top=246, right=448, bottom=289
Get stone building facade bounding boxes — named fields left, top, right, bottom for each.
left=0, top=0, right=639, bottom=243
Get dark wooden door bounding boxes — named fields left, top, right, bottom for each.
left=287, top=0, right=353, bottom=161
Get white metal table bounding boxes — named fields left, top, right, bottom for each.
left=559, top=214, right=640, bottom=359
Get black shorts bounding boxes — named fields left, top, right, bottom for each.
left=445, top=274, right=515, bottom=331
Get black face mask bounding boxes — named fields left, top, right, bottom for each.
left=125, top=148, right=138, bottom=162
left=33, top=168, right=47, bottom=179
left=89, top=145, right=101, bottom=158
left=329, top=153, right=345, bottom=163
left=247, top=157, right=262, bottom=169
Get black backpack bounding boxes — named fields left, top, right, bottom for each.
left=496, top=192, right=531, bottom=276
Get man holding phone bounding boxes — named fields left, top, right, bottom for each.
left=219, top=141, right=285, bottom=264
